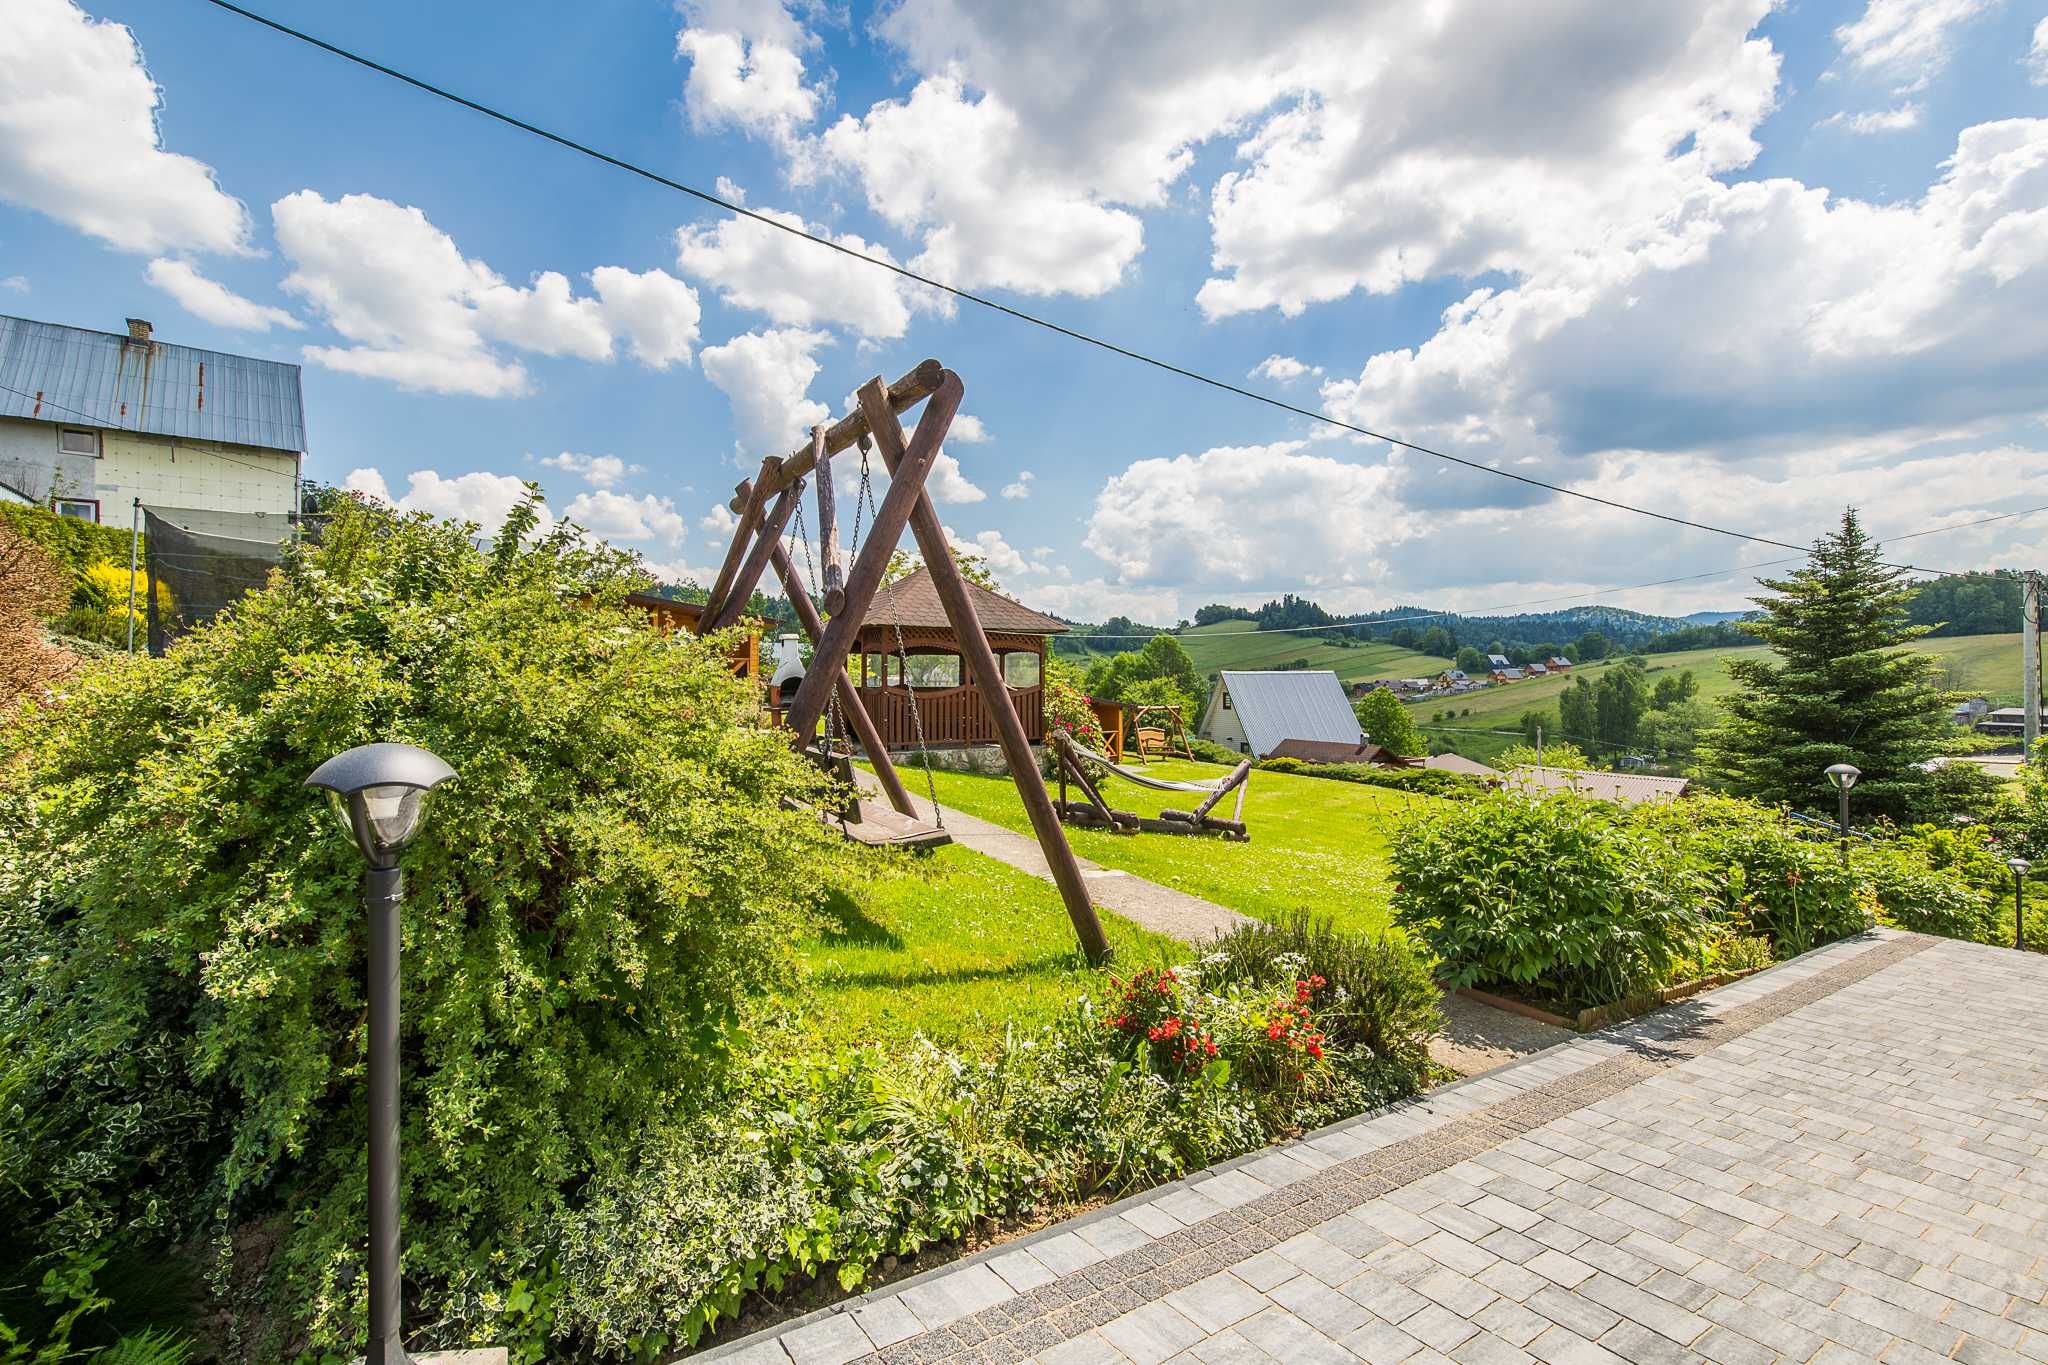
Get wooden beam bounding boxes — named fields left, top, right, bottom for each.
left=861, top=375, right=1112, bottom=964
left=768, top=539, right=918, bottom=818
left=707, top=482, right=799, bottom=633
left=781, top=375, right=960, bottom=747
left=729, top=360, right=945, bottom=511
left=1058, top=735, right=1117, bottom=824
left=701, top=455, right=779, bottom=625
left=1193, top=760, right=1253, bottom=821
left=813, top=424, right=842, bottom=601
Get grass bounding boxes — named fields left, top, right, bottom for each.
left=780, top=844, right=1184, bottom=1051
left=1409, top=632, right=2029, bottom=763
left=1058, top=620, right=1451, bottom=688
left=913, top=759, right=1413, bottom=934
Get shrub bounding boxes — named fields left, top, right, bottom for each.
left=1633, top=795, right=1870, bottom=957
left=0, top=493, right=839, bottom=1359
left=1256, top=758, right=1481, bottom=800
left=0, top=519, right=74, bottom=714
left=0, top=504, right=136, bottom=589
left=1042, top=656, right=1105, bottom=753
left=1186, top=737, right=1242, bottom=765
left=54, top=560, right=173, bottom=646
left=1390, top=791, right=1710, bottom=1009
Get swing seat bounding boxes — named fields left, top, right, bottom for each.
left=836, top=796, right=952, bottom=850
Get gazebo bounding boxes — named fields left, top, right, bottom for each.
left=838, top=567, right=1065, bottom=748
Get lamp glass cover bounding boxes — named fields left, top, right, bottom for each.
left=327, top=785, right=432, bottom=857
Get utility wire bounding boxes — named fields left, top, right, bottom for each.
left=192, top=0, right=1962, bottom=574
left=1055, top=504, right=2048, bottom=641
left=0, top=380, right=302, bottom=483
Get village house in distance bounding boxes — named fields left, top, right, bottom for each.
left=0, top=313, right=304, bottom=525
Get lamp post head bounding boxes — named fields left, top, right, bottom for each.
left=2009, top=857, right=2033, bottom=878
left=1824, top=762, right=1861, bottom=792
left=306, top=742, right=455, bottom=869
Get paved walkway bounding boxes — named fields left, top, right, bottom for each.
left=705, top=932, right=2048, bottom=1364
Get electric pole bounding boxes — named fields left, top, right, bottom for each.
left=2026, top=571, right=2041, bottom=764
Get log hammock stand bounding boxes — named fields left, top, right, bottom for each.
left=1053, top=732, right=1253, bottom=842
left=693, top=359, right=1114, bottom=964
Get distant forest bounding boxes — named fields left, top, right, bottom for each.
left=1052, top=570, right=2030, bottom=662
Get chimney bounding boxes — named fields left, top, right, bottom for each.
left=125, top=318, right=153, bottom=344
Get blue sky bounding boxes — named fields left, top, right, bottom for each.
left=3, top=0, right=2046, bottom=624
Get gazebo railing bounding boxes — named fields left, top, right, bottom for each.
left=853, top=683, right=1043, bottom=748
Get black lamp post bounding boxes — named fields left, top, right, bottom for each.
left=2010, top=857, right=2032, bottom=952
left=1824, top=763, right=1860, bottom=839
left=306, top=743, right=455, bottom=1365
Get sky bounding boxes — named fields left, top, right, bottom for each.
left=2, top=0, right=2046, bottom=626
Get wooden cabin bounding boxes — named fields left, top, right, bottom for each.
left=836, top=568, right=1063, bottom=749
left=617, top=590, right=761, bottom=682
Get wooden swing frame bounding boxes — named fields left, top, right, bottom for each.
left=1051, top=732, right=1252, bottom=842
left=695, top=360, right=1113, bottom=963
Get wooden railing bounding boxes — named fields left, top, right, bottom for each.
left=852, top=684, right=1043, bottom=748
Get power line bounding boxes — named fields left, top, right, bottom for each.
left=191, top=0, right=1962, bottom=573
left=0, top=380, right=301, bottom=484
left=1054, top=504, right=2048, bottom=642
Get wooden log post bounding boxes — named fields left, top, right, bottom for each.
left=858, top=376, right=1112, bottom=964
left=1193, top=760, right=1253, bottom=823
left=781, top=376, right=961, bottom=747
left=813, top=424, right=842, bottom=602
left=707, top=482, right=800, bottom=633
left=701, top=456, right=780, bottom=626
left=767, top=539, right=918, bottom=818
left=1058, top=735, right=1117, bottom=825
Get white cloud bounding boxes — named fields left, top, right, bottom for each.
left=2028, top=17, right=2048, bottom=84
left=1318, top=119, right=2048, bottom=508
left=1197, top=3, right=1781, bottom=318
left=564, top=489, right=686, bottom=546
left=949, top=414, right=992, bottom=443
left=1083, top=441, right=1400, bottom=591
left=699, top=327, right=832, bottom=457
left=145, top=258, right=302, bottom=332
left=946, top=525, right=1031, bottom=580
left=1250, top=355, right=1321, bottom=383
left=0, top=276, right=25, bottom=293
left=539, top=452, right=638, bottom=489
left=1001, top=470, right=1035, bottom=500
left=0, top=0, right=249, bottom=255
left=1835, top=0, right=1994, bottom=87
left=813, top=75, right=1145, bottom=297
left=274, top=192, right=700, bottom=396
left=675, top=205, right=926, bottom=338
left=701, top=502, right=739, bottom=536
left=589, top=266, right=701, bottom=368
left=675, top=0, right=821, bottom=148
left=715, top=175, right=747, bottom=203
left=1820, top=104, right=1924, bottom=134
left=344, top=467, right=550, bottom=539
left=928, top=451, right=986, bottom=504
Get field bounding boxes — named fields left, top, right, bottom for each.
left=910, top=759, right=1416, bottom=934
left=1063, top=619, right=1451, bottom=687
left=782, top=845, right=1183, bottom=1051
left=1408, top=631, right=2029, bottom=763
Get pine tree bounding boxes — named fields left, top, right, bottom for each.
left=1698, top=508, right=1950, bottom=820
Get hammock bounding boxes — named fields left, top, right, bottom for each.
left=1065, top=740, right=1239, bottom=793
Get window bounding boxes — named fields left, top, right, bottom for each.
left=902, top=652, right=962, bottom=689
left=1222, top=690, right=1232, bottom=710
left=1001, top=651, right=1041, bottom=688
left=57, top=428, right=99, bottom=457
left=51, top=497, right=100, bottom=523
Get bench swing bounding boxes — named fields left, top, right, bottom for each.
left=1051, top=731, right=1254, bottom=841
left=691, top=360, right=1115, bottom=963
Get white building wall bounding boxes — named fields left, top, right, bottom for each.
left=1199, top=681, right=1252, bottom=753
left=99, top=430, right=298, bottom=518
left=0, top=416, right=298, bottom=521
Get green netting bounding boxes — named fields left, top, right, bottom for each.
left=143, top=505, right=290, bottom=655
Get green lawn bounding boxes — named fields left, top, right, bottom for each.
left=778, top=844, right=1184, bottom=1052
left=1411, top=632, right=2029, bottom=762
left=915, top=760, right=1413, bottom=934
left=1056, top=620, right=1450, bottom=687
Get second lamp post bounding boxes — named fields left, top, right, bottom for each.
left=1824, top=762, right=1861, bottom=840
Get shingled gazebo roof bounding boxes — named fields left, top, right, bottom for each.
left=860, top=567, right=1069, bottom=635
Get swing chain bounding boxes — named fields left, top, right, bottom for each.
left=860, top=442, right=942, bottom=829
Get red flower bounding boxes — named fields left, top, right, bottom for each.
left=1306, top=1042, right=1324, bottom=1060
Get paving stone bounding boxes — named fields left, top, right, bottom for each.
left=719, top=938, right=2048, bottom=1365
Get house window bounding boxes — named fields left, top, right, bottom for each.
left=1222, top=690, right=1232, bottom=710
left=1001, top=651, right=1041, bottom=688
left=51, top=497, right=100, bottom=523
left=57, top=428, right=99, bottom=457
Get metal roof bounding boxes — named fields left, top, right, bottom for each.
left=1507, top=766, right=1691, bottom=806
left=0, top=314, right=305, bottom=453
left=1215, top=670, right=1364, bottom=757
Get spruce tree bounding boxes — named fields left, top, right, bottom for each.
left=1699, top=508, right=1949, bottom=820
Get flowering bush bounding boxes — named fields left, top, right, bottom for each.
left=1103, top=967, right=1219, bottom=1074
left=1042, top=656, right=1105, bottom=751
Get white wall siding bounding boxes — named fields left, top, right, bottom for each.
left=1199, top=681, right=1252, bottom=753
left=99, top=431, right=297, bottom=518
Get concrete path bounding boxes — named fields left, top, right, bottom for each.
left=706, top=931, right=2048, bottom=1365
left=868, top=778, right=1256, bottom=943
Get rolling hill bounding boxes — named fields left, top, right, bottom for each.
left=1172, top=620, right=1453, bottom=684
left=1407, top=632, right=2031, bottom=763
